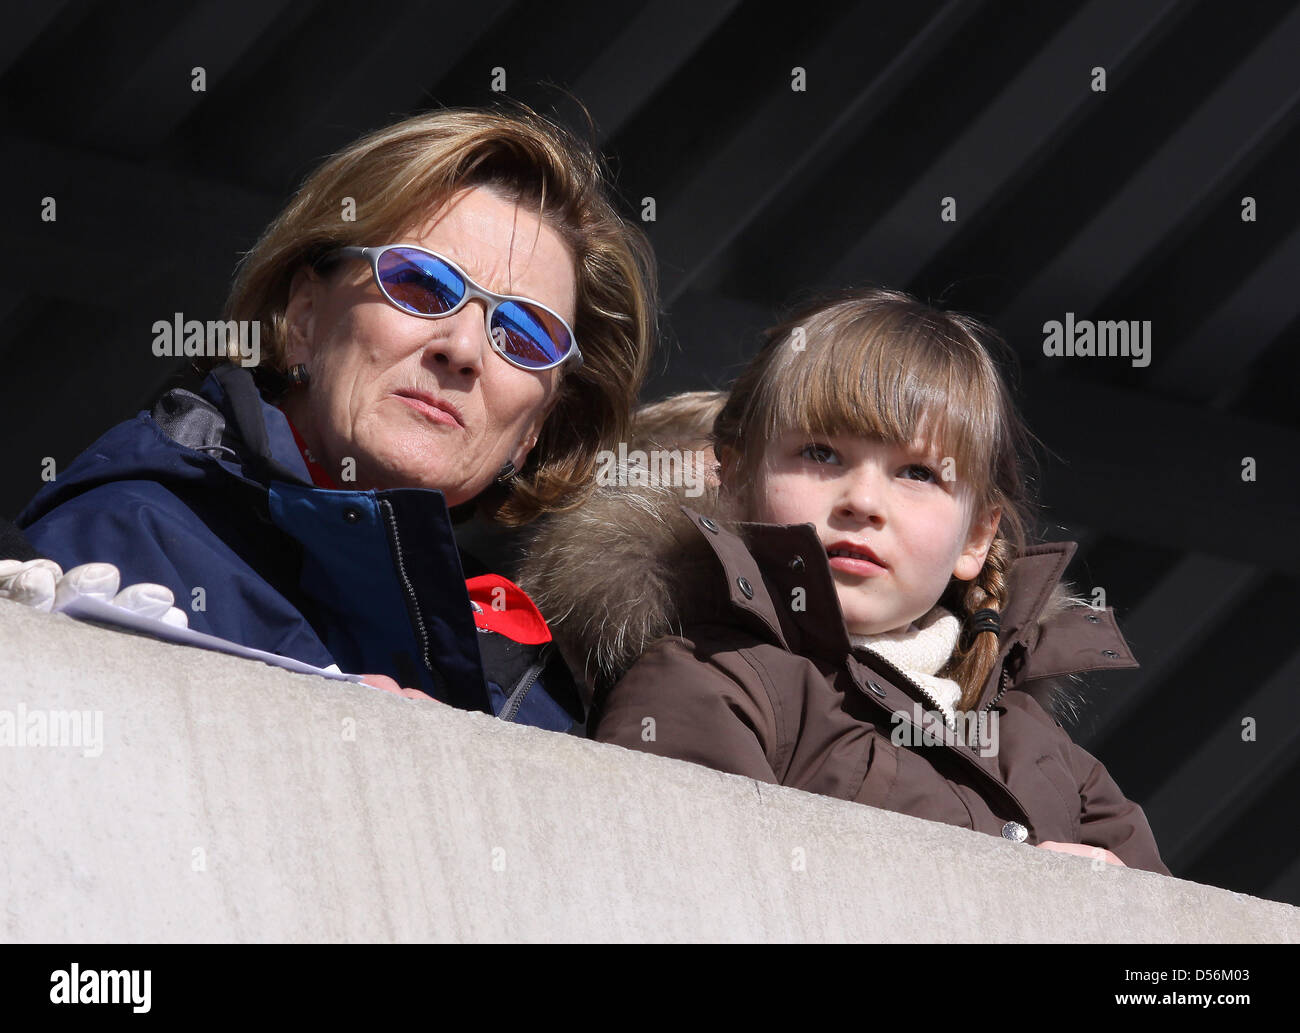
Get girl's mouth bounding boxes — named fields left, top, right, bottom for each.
left=826, top=543, right=888, bottom=577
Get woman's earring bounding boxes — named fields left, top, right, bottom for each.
left=496, top=460, right=517, bottom=484
left=287, top=363, right=311, bottom=388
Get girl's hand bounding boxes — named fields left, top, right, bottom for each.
left=1036, top=841, right=1127, bottom=867
left=358, top=673, right=436, bottom=702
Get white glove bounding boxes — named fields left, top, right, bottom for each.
left=0, top=559, right=189, bottom=628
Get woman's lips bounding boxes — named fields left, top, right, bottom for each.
left=394, top=391, right=462, bottom=428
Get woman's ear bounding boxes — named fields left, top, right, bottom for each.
left=953, top=505, right=1002, bottom=582
left=511, top=378, right=565, bottom=469
left=283, top=265, right=323, bottom=365
left=511, top=432, right=539, bottom=471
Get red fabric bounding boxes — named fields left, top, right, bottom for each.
left=466, top=574, right=553, bottom=645
left=277, top=407, right=340, bottom=490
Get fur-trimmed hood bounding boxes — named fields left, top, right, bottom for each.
left=517, top=475, right=1138, bottom=725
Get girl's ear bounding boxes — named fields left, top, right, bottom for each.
left=954, top=505, right=1002, bottom=582
left=717, top=445, right=740, bottom=484
left=708, top=444, right=743, bottom=512
left=717, top=444, right=751, bottom=509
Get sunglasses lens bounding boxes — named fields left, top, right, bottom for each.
left=491, top=301, right=573, bottom=369
left=376, top=247, right=465, bottom=315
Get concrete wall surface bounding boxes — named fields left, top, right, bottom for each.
left=1, top=597, right=1297, bottom=943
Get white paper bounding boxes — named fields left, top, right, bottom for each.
left=59, top=595, right=365, bottom=683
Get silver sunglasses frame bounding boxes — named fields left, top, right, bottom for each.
left=332, top=244, right=582, bottom=372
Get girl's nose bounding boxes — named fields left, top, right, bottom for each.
left=834, top=463, right=885, bottom=525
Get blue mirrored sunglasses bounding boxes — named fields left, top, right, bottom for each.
left=330, top=244, right=581, bottom=372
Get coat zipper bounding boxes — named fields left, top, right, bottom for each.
left=983, top=662, right=1013, bottom=712
left=377, top=498, right=435, bottom=677
left=855, top=645, right=1033, bottom=820
left=855, top=646, right=958, bottom=731
left=499, top=643, right=552, bottom=722
left=854, top=646, right=1011, bottom=758
left=854, top=641, right=1014, bottom=731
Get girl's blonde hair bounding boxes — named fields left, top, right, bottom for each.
left=713, top=287, right=1047, bottom=710
left=631, top=390, right=728, bottom=450
left=217, top=103, right=658, bottom=525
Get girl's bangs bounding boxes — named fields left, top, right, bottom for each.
left=759, top=311, right=1000, bottom=498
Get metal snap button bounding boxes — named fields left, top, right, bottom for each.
left=736, top=576, right=754, bottom=599
left=789, top=555, right=805, bottom=572
left=1001, top=821, right=1028, bottom=843
left=868, top=681, right=887, bottom=698
left=700, top=516, right=720, bottom=533
left=1101, top=649, right=1118, bottom=658
left=1086, top=614, right=1101, bottom=623
left=342, top=506, right=362, bottom=524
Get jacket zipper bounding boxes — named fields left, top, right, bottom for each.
left=854, top=643, right=1014, bottom=729
left=983, top=663, right=1013, bottom=712
left=854, top=646, right=1012, bottom=758
left=377, top=498, right=435, bottom=676
left=855, top=646, right=958, bottom=731
left=855, top=646, right=1032, bottom=820
left=499, top=643, right=552, bottom=722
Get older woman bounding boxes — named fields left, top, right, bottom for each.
left=13, top=106, right=657, bottom=733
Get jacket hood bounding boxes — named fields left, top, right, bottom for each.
left=19, top=366, right=315, bottom=528
left=517, top=474, right=1138, bottom=724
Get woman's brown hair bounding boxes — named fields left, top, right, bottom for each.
left=218, top=103, right=658, bottom=524
left=713, top=287, right=1056, bottom=710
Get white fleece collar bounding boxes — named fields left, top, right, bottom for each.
left=849, top=606, right=963, bottom=727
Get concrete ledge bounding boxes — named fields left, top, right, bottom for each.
left=1, top=597, right=1296, bottom=942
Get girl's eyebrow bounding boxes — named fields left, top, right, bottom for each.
left=821, top=430, right=943, bottom=455
left=903, top=434, right=945, bottom=457
left=783, top=428, right=946, bottom=461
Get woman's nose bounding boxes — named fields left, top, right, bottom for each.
left=427, top=301, right=489, bottom=376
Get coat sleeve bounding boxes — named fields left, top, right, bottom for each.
left=21, top=481, right=338, bottom=669
left=1066, top=738, right=1172, bottom=876
left=0, top=516, right=43, bottom=562
left=592, top=636, right=781, bottom=784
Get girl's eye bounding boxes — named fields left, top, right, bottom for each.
left=799, top=443, right=838, bottom=465
left=903, top=463, right=937, bottom=482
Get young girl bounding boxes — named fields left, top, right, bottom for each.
left=520, top=287, right=1170, bottom=876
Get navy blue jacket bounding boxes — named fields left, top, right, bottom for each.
left=17, top=365, right=584, bottom=733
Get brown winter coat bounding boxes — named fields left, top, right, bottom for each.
left=518, top=480, right=1171, bottom=876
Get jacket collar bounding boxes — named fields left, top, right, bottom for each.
left=680, top=506, right=1137, bottom=698
left=516, top=478, right=1138, bottom=720
left=197, top=364, right=317, bottom=487
left=18, top=366, right=315, bottom=530
left=1000, top=541, right=1077, bottom=648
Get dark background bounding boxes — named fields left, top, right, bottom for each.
left=3, top=0, right=1299, bottom=905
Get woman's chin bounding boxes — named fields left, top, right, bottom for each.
left=368, top=458, right=485, bottom=502
left=360, top=432, right=454, bottom=486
